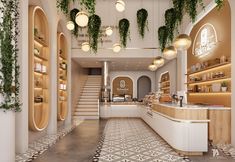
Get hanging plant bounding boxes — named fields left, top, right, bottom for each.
left=185, top=0, right=204, bottom=22
left=137, top=8, right=148, bottom=39
left=0, top=0, right=21, bottom=111
left=165, top=8, right=177, bottom=43
left=119, top=18, right=130, bottom=48
left=172, top=0, right=186, bottom=24
left=158, top=26, right=168, bottom=52
left=215, top=0, right=224, bottom=10
left=57, top=0, right=74, bottom=14
left=70, top=8, right=80, bottom=37
left=80, top=0, right=96, bottom=15
left=88, top=14, right=101, bottom=53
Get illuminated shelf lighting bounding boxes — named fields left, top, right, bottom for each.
left=34, top=37, right=48, bottom=47
left=186, top=77, right=231, bottom=86
left=188, top=92, right=231, bottom=95
left=34, top=54, right=48, bottom=61
left=161, top=86, right=170, bottom=90
left=34, top=71, right=47, bottom=75
left=159, top=81, right=170, bottom=84
left=186, top=62, right=231, bottom=76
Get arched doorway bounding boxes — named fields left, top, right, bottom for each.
left=137, top=76, right=151, bottom=101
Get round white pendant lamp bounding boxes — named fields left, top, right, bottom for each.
left=66, top=21, right=75, bottom=30
left=116, top=0, right=125, bottom=12
left=163, top=46, right=177, bottom=60
left=75, top=11, right=89, bottom=27
left=148, top=63, right=158, bottom=71
left=154, top=56, right=165, bottom=67
left=105, top=27, right=113, bottom=36
left=113, top=43, right=122, bottom=53
left=173, top=34, right=192, bottom=50
left=81, top=42, right=90, bottom=52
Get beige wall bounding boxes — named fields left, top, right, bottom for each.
left=71, top=60, right=89, bottom=112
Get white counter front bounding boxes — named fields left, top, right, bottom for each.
left=100, top=102, right=209, bottom=154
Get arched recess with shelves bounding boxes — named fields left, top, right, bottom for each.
left=159, top=72, right=170, bottom=94
left=28, top=6, right=50, bottom=131
left=57, top=32, right=68, bottom=121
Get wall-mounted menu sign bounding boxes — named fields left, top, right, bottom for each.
left=192, top=23, right=217, bottom=58
left=113, top=77, right=133, bottom=96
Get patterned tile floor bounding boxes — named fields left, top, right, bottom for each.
left=94, top=119, right=189, bottom=162
left=15, top=120, right=83, bottom=162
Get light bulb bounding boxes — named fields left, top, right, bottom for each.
left=148, top=63, right=158, bottom=71
left=75, top=11, right=89, bottom=27
left=66, top=21, right=75, bottom=30
left=116, top=0, right=125, bottom=12
left=173, top=34, right=192, bottom=50
left=163, top=46, right=177, bottom=60
left=105, top=27, right=113, bottom=36
left=113, top=43, right=121, bottom=53
left=81, top=42, right=90, bottom=52
left=154, top=57, right=165, bottom=67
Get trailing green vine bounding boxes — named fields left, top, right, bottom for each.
left=0, top=0, right=21, bottom=111
left=119, top=18, right=130, bottom=48
left=88, top=14, right=101, bottom=53
left=57, top=0, right=74, bottom=14
left=172, top=0, right=185, bottom=24
left=185, top=0, right=204, bottom=22
left=158, top=26, right=168, bottom=52
left=165, top=8, right=177, bottom=43
left=137, top=8, right=148, bottom=39
left=80, top=0, right=96, bottom=15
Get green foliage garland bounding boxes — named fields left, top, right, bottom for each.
left=185, top=0, right=204, bottom=22
left=80, top=0, right=96, bottom=15
left=165, top=8, right=177, bottom=43
left=172, top=0, right=185, bottom=24
left=57, top=0, right=74, bottom=14
left=158, top=26, right=168, bottom=52
left=119, top=18, right=130, bottom=48
left=70, top=8, right=80, bottom=37
left=137, top=8, right=148, bottom=39
left=88, top=14, right=101, bottom=53
left=0, top=0, right=21, bottom=111
left=215, top=0, right=224, bottom=10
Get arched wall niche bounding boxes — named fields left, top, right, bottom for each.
left=137, top=76, right=151, bottom=100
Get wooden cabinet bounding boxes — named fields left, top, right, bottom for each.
left=29, top=6, right=50, bottom=131
left=57, top=33, right=68, bottom=121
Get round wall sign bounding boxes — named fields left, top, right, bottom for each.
left=120, top=80, right=126, bottom=89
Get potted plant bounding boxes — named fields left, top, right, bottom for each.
left=221, top=81, right=228, bottom=92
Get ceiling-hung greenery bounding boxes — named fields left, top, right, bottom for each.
left=172, top=0, right=185, bottom=24
left=88, top=14, right=101, bottom=53
left=119, top=18, right=130, bottom=48
left=185, top=0, right=204, bottom=22
left=70, top=8, right=80, bottom=37
left=158, top=26, right=168, bottom=52
left=165, top=8, right=177, bottom=43
left=80, top=0, right=96, bottom=15
left=215, top=0, right=224, bottom=10
left=57, top=0, right=74, bottom=14
left=0, top=0, right=21, bottom=111
left=137, top=8, right=148, bottom=39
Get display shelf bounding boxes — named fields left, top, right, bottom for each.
left=159, top=72, right=170, bottom=94
left=186, top=62, right=231, bottom=76
left=186, top=77, right=231, bottom=85
left=29, top=6, right=50, bottom=131
left=57, top=33, right=68, bottom=121
left=188, top=92, right=231, bottom=95
left=160, top=86, right=170, bottom=90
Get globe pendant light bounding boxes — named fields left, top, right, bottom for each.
left=154, top=56, right=164, bottom=67
left=116, top=0, right=125, bottom=12
left=66, top=21, right=75, bottom=30
left=173, top=34, right=192, bottom=50
left=148, top=63, right=158, bottom=71
left=105, top=26, right=113, bottom=36
left=75, top=11, right=89, bottom=27
left=113, top=43, right=122, bottom=53
left=81, top=42, right=90, bottom=52
left=163, top=46, right=177, bottom=60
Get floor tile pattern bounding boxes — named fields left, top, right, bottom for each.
left=95, top=119, right=188, bottom=162
left=15, top=120, right=83, bottom=162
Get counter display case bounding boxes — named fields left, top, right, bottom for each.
left=57, top=33, right=68, bottom=121
left=29, top=6, right=50, bottom=131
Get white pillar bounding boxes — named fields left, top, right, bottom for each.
left=15, top=0, right=29, bottom=153
left=176, top=50, right=187, bottom=92
left=0, top=110, right=15, bottom=162
left=47, top=19, right=58, bottom=134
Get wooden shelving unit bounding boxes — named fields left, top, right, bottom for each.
left=57, top=33, right=68, bottom=121
left=160, top=72, right=170, bottom=94
left=29, top=6, right=50, bottom=131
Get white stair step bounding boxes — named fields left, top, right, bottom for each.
left=77, top=105, right=98, bottom=108
left=73, top=116, right=99, bottom=120
left=79, top=99, right=98, bottom=102
left=78, top=101, right=97, bottom=105
left=74, top=111, right=98, bottom=116
left=75, top=108, right=98, bottom=112
left=81, top=93, right=100, bottom=96
left=80, top=96, right=99, bottom=99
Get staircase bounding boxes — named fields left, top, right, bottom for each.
left=73, top=75, right=102, bottom=120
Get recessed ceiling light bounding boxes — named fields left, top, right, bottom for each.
left=66, top=21, right=75, bottom=30
left=75, top=11, right=89, bottom=27
left=116, top=0, right=125, bottom=12
left=113, top=43, right=122, bottom=53
left=105, top=27, right=113, bottom=36
left=81, top=42, right=90, bottom=52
